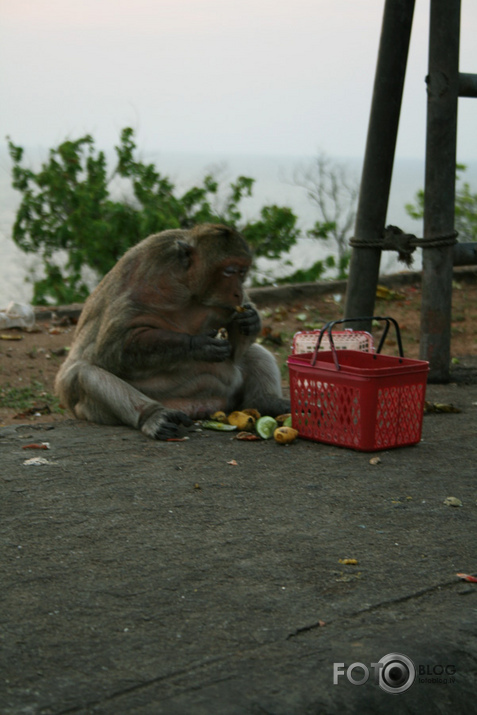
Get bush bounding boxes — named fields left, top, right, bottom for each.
left=8, top=128, right=301, bottom=304
left=405, top=164, right=477, bottom=243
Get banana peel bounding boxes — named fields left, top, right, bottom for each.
left=375, top=285, right=406, bottom=301
left=424, top=401, right=461, bottom=414
left=202, top=421, right=237, bottom=431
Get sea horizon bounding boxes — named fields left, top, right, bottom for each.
left=1, top=147, right=475, bottom=307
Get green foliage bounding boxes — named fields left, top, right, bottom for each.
left=306, top=220, right=351, bottom=279
left=405, top=164, right=477, bottom=242
left=307, top=219, right=336, bottom=240
left=242, top=205, right=301, bottom=260
left=322, top=252, right=351, bottom=280
left=275, top=259, right=327, bottom=284
left=0, top=380, right=62, bottom=411
left=8, top=128, right=301, bottom=304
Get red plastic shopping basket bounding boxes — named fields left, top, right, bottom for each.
left=287, top=317, right=430, bottom=451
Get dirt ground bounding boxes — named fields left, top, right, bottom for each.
left=1, top=270, right=477, bottom=713
left=1, top=268, right=477, bottom=427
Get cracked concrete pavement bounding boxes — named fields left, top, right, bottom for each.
left=1, top=375, right=477, bottom=714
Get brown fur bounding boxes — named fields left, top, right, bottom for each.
left=55, top=224, right=289, bottom=439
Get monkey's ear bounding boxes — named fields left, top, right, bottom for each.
left=176, top=240, right=194, bottom=269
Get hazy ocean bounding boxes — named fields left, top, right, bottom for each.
left=1, top=148, right=475, bottom=308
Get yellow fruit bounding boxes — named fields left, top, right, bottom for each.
left=210, top=411, right=227, bottom=423
left=273, top=426, right=299, bottom=444
left=227, top=411, right=256, bottom=431
left=242, top=408, right=261, bottom=420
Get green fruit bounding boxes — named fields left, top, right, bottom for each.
left=255, top=416, right=278, bottom=439
left=202, top=421, right=237, bottom=431
left=283, top=415, right=293, bottom=427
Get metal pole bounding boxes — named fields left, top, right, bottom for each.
left=344, top=0, right=415, bottom=329
left=420, top=0, right=461, bottom=382
left=459, top=73, right=477, bottom=98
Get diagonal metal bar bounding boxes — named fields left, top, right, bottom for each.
left=344, top=0, right=416, bottom=330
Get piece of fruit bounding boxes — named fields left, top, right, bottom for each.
left=227, top=411, right=256, bottom=431
left=255, top=416, right=278, bottom=439
left=273, top=426, right=299, bottom=444
left=242, top=408, right=261, bottom=420
left=202, top=421, right=237, bottom=431
left=276, top=413, right=293, bottom=427
left=210, top=411, right=227, bottom=423
left=216, top=328, right=228, bottom=340
left=235, top=431, right=261, bottom=441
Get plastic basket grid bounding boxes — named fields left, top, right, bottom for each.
left=292, top=329, right=374, bottom=355
left=288, top=350, right=429, bottom=451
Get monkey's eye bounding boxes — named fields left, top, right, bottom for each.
left=223, top=264, right=248, bottom=279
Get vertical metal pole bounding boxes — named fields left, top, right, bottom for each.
left=420, top=0, right=461, bottom=382
left=344, top=0, right=415, bottom=328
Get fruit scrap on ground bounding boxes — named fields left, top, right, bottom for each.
left=273, top=426, right=299, bottom=444
left=202, top=421, right=237, bottom=431
left=456, top=573, right=477, bottom=583
left=255, top=416, right=278, bottom=439
left=227, top=411, right=256, bottom=431
left=275, top=413, right=293, bottom=427
left=201, top=410, right=299, bottom=444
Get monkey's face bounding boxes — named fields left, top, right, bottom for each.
left=209, top=257, right=249, bottom=309
left=193, top=256, right=250, bottom=315
left=179, top=225, right=253, bottom=317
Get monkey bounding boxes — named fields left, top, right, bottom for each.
left=55, top=223, right=290, bottom=440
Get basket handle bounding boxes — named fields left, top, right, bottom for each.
left=311, top=316, right=404, bottom=369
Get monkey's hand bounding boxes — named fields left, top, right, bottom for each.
left=141, top=408, right=194, bottom=440
left=233, top=303, right=261, bottom=336
left=189, top=331, right=232, bottom=362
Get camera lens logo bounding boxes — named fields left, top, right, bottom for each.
left=378, top=653, right=416, bottom=693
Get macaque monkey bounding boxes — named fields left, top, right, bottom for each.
left=55, top=224, right=290, bottom=439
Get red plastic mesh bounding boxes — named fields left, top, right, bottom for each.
left=288, top=351, right=429, bottom=451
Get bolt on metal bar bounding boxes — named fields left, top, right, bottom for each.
left=459, top=72, right=477, bottom=98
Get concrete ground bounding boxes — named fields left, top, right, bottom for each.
left=1, top=369, right=477, bottom=714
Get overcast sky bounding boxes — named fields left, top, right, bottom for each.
left=1, top=0, right=476, bottom=161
